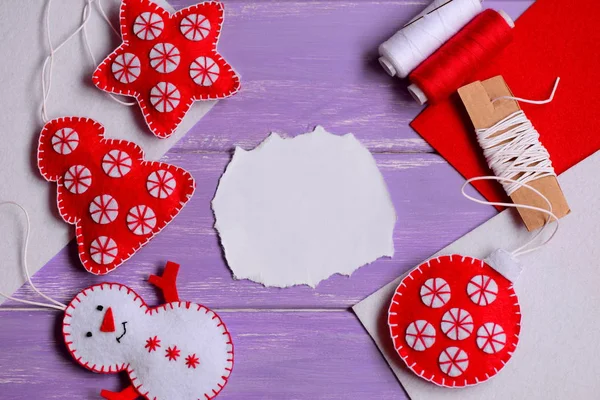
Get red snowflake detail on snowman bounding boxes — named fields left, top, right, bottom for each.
left=92, top=0, right=241, bottom=138
left=185, top=353, right=200, bottom=369
left=37, top=117, right=196, bottom=275
left=145, top=336, right=161, bottom=352
left=388, top=255, right=521, bottom=387
left=165, top=345, right=181, bottom=361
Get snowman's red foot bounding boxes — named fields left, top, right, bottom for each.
left=100, top=385, right=139, bottom=400
left=149, top=261, right=180, bottom=303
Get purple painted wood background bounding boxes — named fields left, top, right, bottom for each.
left=0, top=1, right=533, bottom=399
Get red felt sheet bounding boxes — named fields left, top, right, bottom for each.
left=411, top=0, right=600, bottom=205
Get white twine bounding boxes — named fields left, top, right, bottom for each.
left=0, top=202, right=67, bottom=311
left=40, top=0, right=133, bottom=123
left=476, top=78, right=561, bottom=196
left=378, top=0, right=482, bottom=79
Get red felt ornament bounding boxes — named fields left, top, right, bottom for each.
left=388, top=252, right=521, bottom=387
left=37, top=117, right=196, bottom=275
left=92, top=0, right=241, bottom=138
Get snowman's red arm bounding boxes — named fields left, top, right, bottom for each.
left=100, top=385, right=139, bottom=400
left=148, top=261, right=180, bottom=303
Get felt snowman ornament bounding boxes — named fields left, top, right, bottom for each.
left=63, top=261, right=233, bottom=400
left=92, top=0, right=241, bottom=138
left=388, top=250, right=522, bottom=387
left=38, top=117, right=196, bottom=275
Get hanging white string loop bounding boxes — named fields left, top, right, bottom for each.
left=0, top=202, right=67, bottom=311
left=461, top=176, right=559, bottom=257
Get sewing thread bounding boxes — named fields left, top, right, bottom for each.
left=408, top=9, right=514, bottom=105
left=378, top=0, right=482, bottom=79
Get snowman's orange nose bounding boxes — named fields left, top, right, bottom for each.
left=100, top=307, right=116, bottom=332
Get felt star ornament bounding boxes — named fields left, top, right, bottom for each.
left=93, top=0, right=240, bottom=138
left=63, top=262, right=234, bottom=400
left=37, top=116, right=196, bottom=275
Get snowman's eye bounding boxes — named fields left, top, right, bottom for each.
left=96, top=305, right=104, bottom=311
left=86, top=332, right=93, bottom=338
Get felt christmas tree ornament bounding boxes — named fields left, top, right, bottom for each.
left=63, top=261, right=234, bottom=400
left=37, top=116, right=196, bottom=274
left=92, top=0, right=241, bottom=138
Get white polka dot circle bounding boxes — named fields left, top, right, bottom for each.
left=149, top=43, right=181, bottom=74
left=440, top=308, right=473, bottom=340
left=150, top=82, right=181, bottom=112
left=467, top=275, right=498, bottom=306
left=438, top=347, right=469, bottom=377
left=52, top=128, right=79, bottom=155
left=64, top=165, right=92, bottom=194
left=420, top=277, right=451, bottom=308
left=112, top=53, right=141, bottom=84
left=89, top=236, right=118, bottom=265
left=133, top=12, right=164, bottom=40
left=89, top=195, right=119, bottom=225
left=476, top=323, right=507, bottom=354
left=405, top=320, right=436, bottom=351
left=190, top=56, right=219, bottom=86
left=102, top=150, right=133, bottom=178
left=127, top=205, right=157, bottom=235
left=180, top=14, right=211, bottom=41
left=147, top=170, right=176, bottom=199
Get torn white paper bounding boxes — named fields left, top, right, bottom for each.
left=353, top=151, right=600, bottom=400
left=212, top=126, right=397, bottom=288
left=0, top=0, right=217, bottom=301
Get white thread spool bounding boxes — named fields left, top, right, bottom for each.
left=406, top=10, right=515, bottom=106
left=378, top=0, right=482, bottom=79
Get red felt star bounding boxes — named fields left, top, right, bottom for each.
left=165, top=345, right=181, bottom=361
left=185, top=353, right=200, bottom=369
left=92, top=0, right=240, bottom=138
left=145, top=336, right=161, bottom=352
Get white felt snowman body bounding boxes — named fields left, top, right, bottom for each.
left=63, top=263, right=233, bottom=400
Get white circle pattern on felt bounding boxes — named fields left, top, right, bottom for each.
left=147, top=170, right=177, bottom=199
left=180, top=14, right=211, bottom=41
left=420, top=277, right=451, bottom=308
left=476, top=323, right=507, bottom=354
left=52, top=128, right=79, bottom=155
left=89, top=236, right=118, bottom=265
left=439, top=347, right=469, bottom=377
left=150, top=82, right=180, bottom=112
left=64, top=165, right=92, bottom=194
left=149, top=43, right=181, bottom=74
left=112, top=53, right=141, bottom=83
left=127, top=205, right=157, bottom=235
left=405, top=320, right=436, bottom=351
left=133, top=12, right=164, bottom=40
left=467, top=275, right=499, bottom=306
left=190, top=56, right=220, bottom=86
left=89, top=195, right=119, bottom=225
left=102, top=150, right=133, bottom=178
left=441, top=308, right=473, bottom=340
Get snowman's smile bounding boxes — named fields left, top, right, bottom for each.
left=116, top=322, right=128, bottom=343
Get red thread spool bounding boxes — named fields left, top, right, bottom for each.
left=408, top=9, right=514, bottom=105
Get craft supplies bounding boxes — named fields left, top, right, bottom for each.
left=407, top=10, right=514, bottom=105
left=212, top=126, right=396, bottom=288
left=92, top=0, right=241, bottom=138
left=458, top=76, right=569, bottom=231
left=410, top=0, right=600, bottom=206
left=378, top=0, right=482, bottom=79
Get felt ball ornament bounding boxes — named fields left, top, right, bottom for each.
left=388, top=253, right=521, bottom=387
left=63, top=262, right=234, bottom=400
left=37, top=116, right=196, bottom=275
left=92, top=0, right=241, bottom=138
